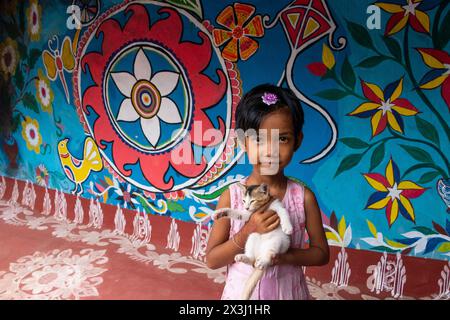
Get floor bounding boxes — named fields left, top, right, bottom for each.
left=0, top=198, right=224, bottom=300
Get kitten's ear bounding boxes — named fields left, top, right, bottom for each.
left=258, top=183, right=269, bottom=194
left=236, top=182, right=247, bottom=193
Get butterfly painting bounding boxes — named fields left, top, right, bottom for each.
left=42, top=33, right=77, bottom=103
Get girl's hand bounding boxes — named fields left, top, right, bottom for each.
left=271, top=254, right=282, bottom=265
left=271, top=252, right=290, bottom=265
left=246, top=207, right=280, bottom=234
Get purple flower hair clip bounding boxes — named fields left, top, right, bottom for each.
left=261, top=92, right=278, bottom=106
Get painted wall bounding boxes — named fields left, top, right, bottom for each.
left=0, top=0, right=449, bottom=263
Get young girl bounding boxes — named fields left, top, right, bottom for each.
left=205, top=84, right=329, bottom=300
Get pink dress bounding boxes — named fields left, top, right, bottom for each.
left=221, top=176, right=311, bottom=300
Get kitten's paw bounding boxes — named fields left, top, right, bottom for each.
left=235, top=254, right=254, bottom=265
left=212, top=208, right=229, bottom=220
left=255, top=257, right=271, bottom=269
left=282, top=224, right=293, bottom=235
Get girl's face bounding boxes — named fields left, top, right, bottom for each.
left=244, top=108, right=302, bottom=175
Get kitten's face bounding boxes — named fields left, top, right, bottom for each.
left=238, top=182, right=270, bottom=211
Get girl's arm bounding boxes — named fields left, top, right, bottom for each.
left=273, top=187, right=330, bottom=267
left=206, top=188, right=280, bottom=269
left=205, top=188, right=249, bottom=269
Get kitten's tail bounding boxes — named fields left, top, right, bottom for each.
left=241, top=268, right=264, bottom=300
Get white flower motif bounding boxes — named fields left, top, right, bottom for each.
left=114, top=183, right=139, bottom=209
left=35, top=164, right=49, bottom=187
left=26, top=216, right=49, bottom=230
left=52, top=223, right=76, bottom=239
left=387, top=182, right=402, bottom=201
left=79, top=230, right=111, bottom=246
left=111, top=48, right=182, bottom=147
left=402, top=0, right=420, bottom=16
left=378, top=99, right=394, bottom=115
left=36, top=70, right=53, bottom=111
left=21, top=117, right=41, bottom=153
left=25, top=123, right=39, bottom=146
left=27, top=0, right=41, bottom=41
left=0, top=206, right=22, bottom=223
left=1, top=46, right=16, bottom=74
left=0, top=38, right=19, bottom=76
left=22, top=265, right=73, bottom=294
left=0, top=249, right=107, bottom=300
left=37, top=80, right=50, bottom=105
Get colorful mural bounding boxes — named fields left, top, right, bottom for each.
left=0, top=0, right=449, bottom=265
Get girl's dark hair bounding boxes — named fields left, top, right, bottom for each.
left=235, top=84, right=304, bottom=149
